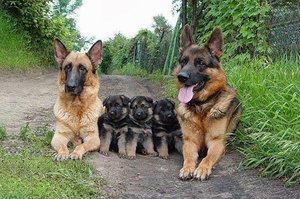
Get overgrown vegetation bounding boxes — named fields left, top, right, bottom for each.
left=0, top=0, right=87, bottom=67
left=0, top=12, right=44, bottom=69
left=227, top=57, right=300, bottom=186
left=0, top=124, right=105, bottom=198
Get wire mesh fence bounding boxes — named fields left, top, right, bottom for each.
left=266, top=3, right=300, bottom=55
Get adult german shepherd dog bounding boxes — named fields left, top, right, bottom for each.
left=174, top=25, right=242, bottom=180
left=51, top=39, right=104, bottom=160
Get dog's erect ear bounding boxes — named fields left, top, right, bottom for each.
left=166, top=99, right=175, bottom=108
left=54, top=38, right=69, bottom=65
left=206, top=28, right=223, bottom=58
left=103, top=97, right=109, bottom=107
left=120, top=95, right=130, bottom=106
left=87, top=40, right=102, bottom=73
left=145, top=97, right=153, bottom=104
left=180, top=25, right=194, bottom=53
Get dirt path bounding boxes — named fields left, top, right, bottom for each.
left=0, top=71, right=299, bottom=198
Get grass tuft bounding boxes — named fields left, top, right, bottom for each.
left=0, top=124, right=105, bottom=198
left=0, top=125, right=6, bottom=141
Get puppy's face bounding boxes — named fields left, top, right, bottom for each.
left=103, top=95, right=130, bottom=121
left=53, top=39, right=103, bottom=95
left=129, top=96, right=153, bottom=121
left=174, top=25, right=226, bottom=103
left=153, top=99, right=176, bottom=124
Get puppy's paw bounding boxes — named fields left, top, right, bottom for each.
left=118, top=152, right=127, bottom=159
left=54, top=152, right=69, bottom=161
left=179, top=166, right=195, bottom=181
left=69, top=151, right=82, bottom=160
left=148, top=152, right=158, bottom=157
left=159, top=154, right=169, bottom=160
left=126, top=155, right=136, bottom=160
left=193, top=164, right=212, bottom=181
left=99, top=150, right=109, bottom=156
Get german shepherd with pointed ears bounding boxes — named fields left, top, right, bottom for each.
left=51, top=39, right=104, bottom=160
left=174, top=25, right=242, bottom=181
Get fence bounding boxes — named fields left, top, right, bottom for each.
left=266, top=3, right=300, bottom=55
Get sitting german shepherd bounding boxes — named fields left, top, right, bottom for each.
left=51, top=39, right=104, bottom=160
left=174, top=25, right=242, bottom=180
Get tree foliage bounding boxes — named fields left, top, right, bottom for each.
left=0, top=0, right=85, bottom=65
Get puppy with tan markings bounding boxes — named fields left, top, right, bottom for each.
left=152, top=99, right=182, bottom=159
left=126, top=96, right=157, bottom=159
left=98, top=95, right=130, bottom=158
left=175, top=25, right=242, bottom=180
left=51, top=39, right=104, bottom=161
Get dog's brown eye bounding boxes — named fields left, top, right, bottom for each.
left=79, top=64, right=86, bottom=71
left=180, top=57, right=188, bottom=66
left=195, top=58, right=205, bottom=66
left=65, top=63, right=72, bottom=70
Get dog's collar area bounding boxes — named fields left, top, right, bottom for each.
left=187, top=90, right=222, bottom=108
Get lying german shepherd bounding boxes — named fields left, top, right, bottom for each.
left=174, top=25, right=242, bottom=180
left=51, top=39, right=104, bottom=160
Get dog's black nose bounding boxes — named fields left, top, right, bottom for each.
left=109, top=111, right=115, bottom=115
left=167, top=114, right=172, bottom=118
left=137, top=112, right=141, bottom=116
left=66, top=85, right=76, bottom=91
left=177, top=72, right=189, bottom=83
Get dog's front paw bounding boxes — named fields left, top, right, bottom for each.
left=54, top=152, right=69, bottom=161
left=118, top=152, right=127, bottom=159
left=179, top=166, right=195, bottom=180
left=126, top=155, right=136, bottom=160
left=193, top=163, right=212, bottom=181
left=99, top=150, right=109, bottom=156
left=69, top=151, right=82, bottom=160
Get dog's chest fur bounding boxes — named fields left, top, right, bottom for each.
left=102, top=116, right=128, bottom=134
left=54, top=95, right=103, bottom=132
left=152, top=122, right=181, bottom=138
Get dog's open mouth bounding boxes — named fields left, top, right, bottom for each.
left=178, top=81, right=205, bottom=103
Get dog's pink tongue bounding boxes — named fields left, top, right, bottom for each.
left=178, top=85, right=195, bottom=103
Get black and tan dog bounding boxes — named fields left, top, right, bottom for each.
left=174, top=25, right=242, bottom=180
left=98, top=95, right=130, bottom=158
left=51, top=39, right=104, bottom=160
left=126, top=96, right=157, bottom=159
left=152, top=99, right=182, bottom=159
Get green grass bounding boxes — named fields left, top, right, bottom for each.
left=0, top=12, right=44, bottom=70
left=225, top=57, right=300, bottom=186
left=0, top=126, right=6, bottom=141
left=116, top=57, right=300, bottom=186
left=0, top=124, right=105, bottom=198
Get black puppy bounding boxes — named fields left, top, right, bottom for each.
left=98, top=95, right=130, bottom=158
left=126, top=96, right=157, bottom=159
left=152, top=99, right=182, bottom=159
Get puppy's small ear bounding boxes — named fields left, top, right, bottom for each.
left=54, top=38, right=69, bottom=65
left=120, top=95, right=130, bottom=106
left=206, top=27, right=223, bottom=58
left=153, top=101, right=158, bottom=111
left=129, top=96, right=137, bottom=106
left=180, top=25, right=194, bottom=54
left=87, top=40, right=102, bottom=73
left=166, top=99, right=176, bottom=108
left=145, top=97, right=153, bottom=104
left=103, top=97, right=109, bottom=107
